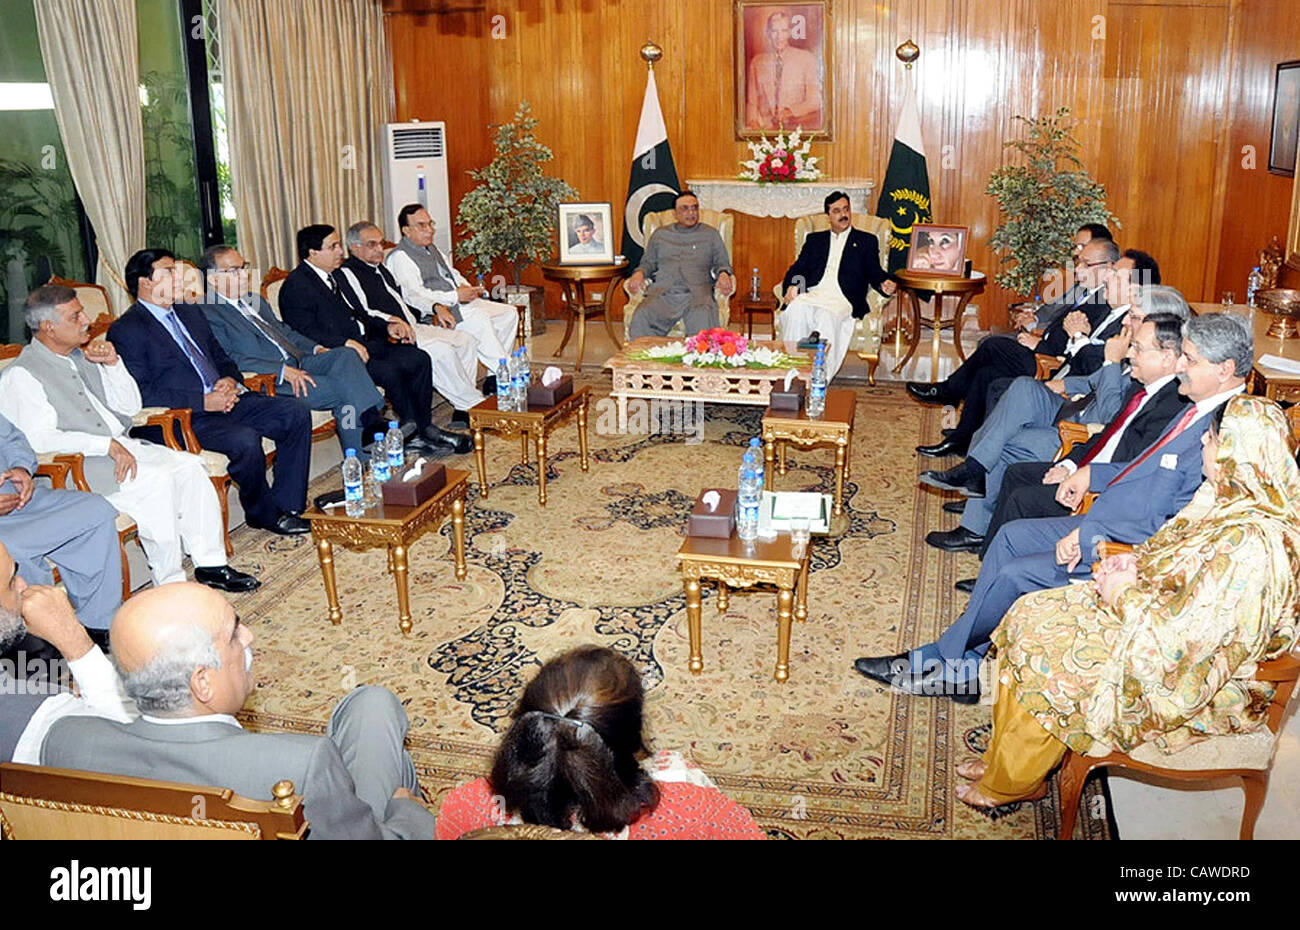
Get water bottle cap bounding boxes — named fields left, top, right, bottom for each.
left=750, top=437, right=761, bottom=446
left=388, top=420, right=399, bottom=429
left=374, top=433, right=385, bottom=441
left=344, top=448, right=357, bottom=457
left=499, top=358, right=507, bottom=364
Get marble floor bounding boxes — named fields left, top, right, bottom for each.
left=525, top=302, right=1300, bottom=841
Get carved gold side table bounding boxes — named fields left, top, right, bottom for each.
left=468, top=387, right=591, bottom=506
left=676, top=533, right=810, bottom=683
left=891, top=269, right=986, bottom=380
left=761, top=389, right=856, bottom=516
left=303, top=469, right=469, bottom=635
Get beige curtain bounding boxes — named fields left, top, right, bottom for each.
left=34, top=0, right=146, bottom=315
left=218, top=0, right=391, bottom=272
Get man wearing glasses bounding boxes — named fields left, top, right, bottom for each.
left=906, top=236, right=1121, bottom=457
left=197, top=244, right=389, bottom=455
left=1011, top=223, right=1113, bottom=332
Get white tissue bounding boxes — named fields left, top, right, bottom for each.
left=702, top=490, right=721, bottom=511
left=784, top=370, right=797, bottom=391
left=402, top=457, right=428, bottom=482
left=542, top=366, right=564, bottom=387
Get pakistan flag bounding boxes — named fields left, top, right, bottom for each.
left=875, top=81, right=931, bottom=272
left=621, top=69, right=681, bottom=270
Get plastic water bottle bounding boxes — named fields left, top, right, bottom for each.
left=496, top=357, right=514, bottom=411
left=750, top=267, right=761, bottom=301
left=518, top=343, right=531, bottom=388
left=1246, top=266, right=1263, bottom=308
left=371, top=433, right=392, bottom=484
left=385, top=420, right=404, bottom=472
left=342, top=449, right=364, bottom=517
left=736, top=451, right=761, bottom=541
left=512, top=347, right=529, bottom=408
left=807, top=347, right=827, bottom=418
left=748, top=437, right=765, bottom=487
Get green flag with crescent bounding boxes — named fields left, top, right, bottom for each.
left=875, top=80, right=931, bottom=272
left=621, top=69, right=681, bottom=270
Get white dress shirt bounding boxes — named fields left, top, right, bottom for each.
left=807, top=228, right=851, bottom=303
left=0, top=354, right=141, bottom=458
left=11, top=646, right=138, bottom=764
left=385, top=246, right=466, bottom=314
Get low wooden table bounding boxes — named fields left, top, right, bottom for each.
left=677, top=532, right=810, bottom=683
left=541, top=259, right=628, bottom=371
left=303, top=469, right=469, bottom=635
left=891, top=269, right=986, bottom=380
left=604, top=337, right=813, bottom=432
left=468, top=387, right=591, bottom=505
left=739, top=294, right=779, bottom=339
left=761, top=389, right=856, bottom=516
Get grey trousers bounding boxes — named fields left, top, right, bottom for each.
left=0, top=487, right=121, bottom=630
left=628, top=293, right=719, bottom=339
left=326, top=685, right=424, bottom=823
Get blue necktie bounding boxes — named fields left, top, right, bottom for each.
left=164, top=310, right=220, bottom=390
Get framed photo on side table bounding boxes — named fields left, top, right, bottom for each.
left=908, top=224, right=969, bottom=277
left=558, top=202, right=615, bottom=264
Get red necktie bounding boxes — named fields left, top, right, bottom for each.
left=1078, top=388, right=1146, bottom=466
left=1106, top=404, right=1198, bottom=487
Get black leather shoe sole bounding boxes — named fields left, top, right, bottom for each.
left=194, top=567, right=262, bottom=593
left=954, top=578, right=977, bottom=593
left=919, top=470, right=983, bottom=497
left=942, top=499, right=967, bottom=514
left=252, top=515, right=311, bottom=536
left=906, top=383, right=953, bottom=405
left=925, top=528, right=986, bottom=552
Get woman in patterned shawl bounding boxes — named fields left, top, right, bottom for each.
left=957, top=394, right=1300, bottom=809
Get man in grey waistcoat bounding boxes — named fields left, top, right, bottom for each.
left=43, top=582, right=438, bottom=840
left=625, top=190, right=735, bottom=339
left=0, top=410, right=120, bottom=640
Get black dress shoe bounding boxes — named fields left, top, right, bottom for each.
left=194, top=565, right=262, bottom=593
left=422, top=424, right=473, bottom=455
left=926, top=526, right=986, bottom=552
left=253, top=513, right=311, bottom=536
left=954, top=578, right=977, bottom=594
left=853, top=653, right=910, bottom=686
left=918, top=463, right=985, bottom=497
left=450, top=409, right=470, bottom=428
left=942, top=499, right=967, bottom=515
left=906, top=381, right=955, bottom=405
left=916, top=437, right=967, bottom=458
left=481, top=375, right=497, bottom=395
left=891, top=668, right=981, bottom=704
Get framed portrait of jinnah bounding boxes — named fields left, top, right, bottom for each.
left=734, top=1, right=832, bottom=140
left=557, top=202, right=615, bottom=264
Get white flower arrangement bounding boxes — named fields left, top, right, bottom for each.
left=739, top=128, right=822, bottom=183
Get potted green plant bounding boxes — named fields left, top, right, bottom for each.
left=456, top=101, right=578, bottom=334
left=986, top=107, right=1117, bottom=302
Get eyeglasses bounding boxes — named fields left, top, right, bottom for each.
left=1082, top=259, right=1112, bottom=268
left=219, top=263, right=249, bottom=272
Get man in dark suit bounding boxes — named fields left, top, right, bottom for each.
left=906, top=236, right=1122, bottom=457
left=278, top=225, right=469, bottom=455
left=1010, top=223, right=1113, bottom=332
left=196, top=244, right=389, bottom=455
left=855, top=312, right=1253, bottom=702
left=108, top=249, right=312, bottom=537
left=778, top=190, right=897, bottom=379
left=42, top=583, right=436, bottom=839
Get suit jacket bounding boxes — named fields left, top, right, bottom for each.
left=108, top=302, right=243, bottom=412
left=1075, top=400, right=1220, bottom=561
left=279, top=263, right=390, bottom=350
left=1057, top=306, right=1130, bottom=378
left=200, top=295, right=318, bottom=374
left=782, top=228, right=892, bottom=319
left=0, top=412, right=37, bottom=494
left=1036, top=289, right=1113, bottom=360
left=41, top=715, right=435, bottom=840
left=1066, top=377, right=1187, bottom=466
left=1059, top=360, right=1131, bottom=426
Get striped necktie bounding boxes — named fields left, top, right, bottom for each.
left=1078, top=388, right=1146, bottom=466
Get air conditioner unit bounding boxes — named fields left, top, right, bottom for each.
left=381, top=121, right=452, bottom=257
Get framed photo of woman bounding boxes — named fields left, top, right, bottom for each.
left=557, top=202, right=615, bottom=264
left=908, top=225, right=969, bottom=277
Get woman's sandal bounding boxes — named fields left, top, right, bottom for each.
left=956, top=780, right=1049, bottom=810
left=956, top=758, right=987, bottom=782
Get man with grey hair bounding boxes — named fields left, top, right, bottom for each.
left=855, top=311, right=1250, bottom=703
left=0, top=541, right=136, bottom=765
left=196, top=244, right=389, bottom=453
left=42, top=582, right=437, bottom=839
left=0, top=286, right=259, bottom=593
left=0, top=410, right=121, bottom=642
left=340, top=221, right=484, bottom=428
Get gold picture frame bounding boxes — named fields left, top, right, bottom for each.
left=734, top=1, right=832, bottom=141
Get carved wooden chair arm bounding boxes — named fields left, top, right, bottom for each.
left=1073, top=490, right=1099, bottom=516
left=33, top=459, right=72, bottom=490
left=243, top=373, right=278, bottom=396
left=138, top=408, right=202, bottom=455
left=1035, top=354, right=1063, bottom=379
left=1056, top=421, right=1095, bottom=459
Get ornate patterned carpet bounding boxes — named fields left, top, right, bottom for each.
left=225, top=380, right=1111, bottom=839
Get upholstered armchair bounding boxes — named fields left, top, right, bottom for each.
left=774, top=212, right=890, bottom=385
left=260, top=268, right=291, bottom=321
left=622, top=209, right=735, bottom=342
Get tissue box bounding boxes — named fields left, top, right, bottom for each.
left=687, top=488, right=737, bottom=538
left=381, top=462, right=446, bottom=507
left=527, top=374, right=574, bottom=407
left=769, top=379, right=806, bottom=411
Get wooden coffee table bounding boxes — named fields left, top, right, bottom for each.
left=676, top=532, right=810, bottom=683
left=605, top=337, right=813, bottom=432
left=761, top=389, right=856, bottom=516
left=468, top=387, right=591, bottom=506
left=303, top=469, right=469, bottom=635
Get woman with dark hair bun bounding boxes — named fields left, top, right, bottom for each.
left=436, top=646, right=765, bottom=839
